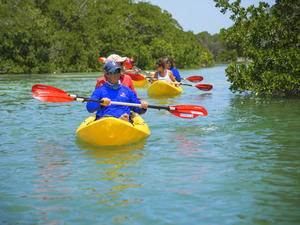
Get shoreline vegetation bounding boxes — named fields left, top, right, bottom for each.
left=213, top=0, right=299, bottom=96
left=0, top=0, right=249, bottom=76
left=1, top=0, right=215, bottom=75
left=1, top=0, right=298, bottom=96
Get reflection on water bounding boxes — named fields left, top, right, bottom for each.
left=23, top=142, right=72, bottom=225
left=173, top=131, right=205, bottom=158
left=77, top=140, right=146, bottom=213
left=193, top=93, right=213, bottom=100
left=169, top=128, right=209, bottom=191
left=228, top=94, right=300, bottom=153
left=226, top=95, right=300, bottom=221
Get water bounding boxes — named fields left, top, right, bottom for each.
left=0, top=65, right=299, bottom=224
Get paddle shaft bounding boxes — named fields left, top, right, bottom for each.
left=140, top=72, right=203, bottom=83
left=131, top=74, right=204, bottom=84
left=142, top=77, right=187, bottom=82
left=32, top=84, right=208, bottom=118
left=177, top=83, right=195, bottom=87
left=70, top=95, right=172, bottom=110
left=174, top=82, right=212, bottom=91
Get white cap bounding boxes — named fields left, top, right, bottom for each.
left=106, top=54, right=127, bottom=62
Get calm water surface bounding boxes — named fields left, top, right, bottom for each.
left=0, top=65, right=299, bottom=224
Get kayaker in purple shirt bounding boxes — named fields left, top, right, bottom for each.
left=86, top=61, right=148, bottom=122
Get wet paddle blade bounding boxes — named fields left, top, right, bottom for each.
left=127, top=73, right=146, bottom=81
left=98, top=57, right=106, bottom=63
left=32, top=84, right=74, bottom=103
left=33, top=93, right=75, bottom=103
left=185, top=76, right=203, bottom=83
left=195, top=84, right=213, bottom=91
left=168, top=105, right=208, bottom=119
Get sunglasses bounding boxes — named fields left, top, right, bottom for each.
left=109, top=68, right=121, bottom=75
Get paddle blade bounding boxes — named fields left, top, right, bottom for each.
left=169, top=105, right=208, bottom=119
left=98, top=57, right=106, bottom=63
left=33, top=93, right=75, bottom=103
left=127, top=73, right=145, bottom=81
left=195, top=84, right=213, bottom=91
left=32, top=84, right=74, bottom=103
left=32, top=84, right=67, bottom=95
left=185, top=76, right=203, bottom=83
left=124, top=61, right=132, bottom=68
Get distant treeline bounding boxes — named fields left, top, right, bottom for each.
left=196, top=30, right=243, bottom=63
left=0, top=0, right=219, bottom=74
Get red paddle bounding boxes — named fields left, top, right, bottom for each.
left=126, top=74, right=212, bottom=91
left=183, top=76, right=203, bottom=83
left=128, top=73, right=204, bottom=83
left=138, top=70, right=204, bottom=83
left=177, top=83, right=213, bottom=91
left=195, top=84, right=213, bottom=91
left=127, top=74, right=212, bottom=91
left=98, top=57, right=106, bottom=63
left=32, top=84, right=208, bottom=119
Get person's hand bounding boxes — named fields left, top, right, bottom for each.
left=119, top=113, right=129, bottom=122
left=141, top=101, right=148, bottom=109
left=150, top=72, right=156, bottom=78
left=101, top=97, right=111, bottom=106
left=151, top=73, right=157, bottom=82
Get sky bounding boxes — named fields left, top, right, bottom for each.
left=136, top=0, right=276, bottom=34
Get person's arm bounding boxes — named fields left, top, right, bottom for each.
left=86, top=88, right=109, bottom=113
left=168, top=71, right=177, bottom=82
left=124, top=69, right=134, bottom=73
left=124, top=68, right=139, bottom=73
left=151, top=72, right=158, bottom=82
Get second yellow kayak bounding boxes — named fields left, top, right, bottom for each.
left=147, top=80, right=183, bottom=96
left=76, top=113, right=150, bottom=146
left=132, top=79, right=149, bottom=87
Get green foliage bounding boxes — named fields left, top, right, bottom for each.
left=214, top=0, right=300, bottom=96
left=196, top=29, right=239, bottom=63
left=216, top=49, right=238, bottom=62
left=0, top=0, right=214, bottom=74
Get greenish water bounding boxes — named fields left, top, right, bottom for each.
left=0, top=65, right=299, bottom=224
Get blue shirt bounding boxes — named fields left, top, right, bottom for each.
left=86, top=84, right=146, bottom=120
left=171, top=68, right=181, bottom=82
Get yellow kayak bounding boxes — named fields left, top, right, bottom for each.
left=76, top=113, right=150, bottom=146
left=132, top=79, right=149, bottom=87
left=147, top=80, right=183, bottom=96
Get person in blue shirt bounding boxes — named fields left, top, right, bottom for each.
left=86, top=61, right=148, bottom=122
left=165, top=57, right=181, bottom=82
